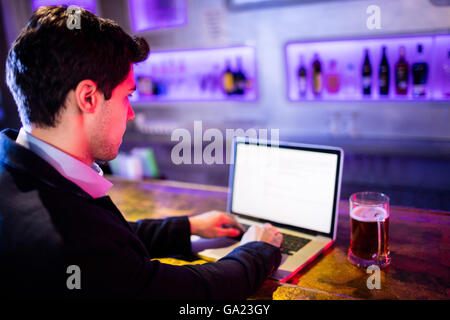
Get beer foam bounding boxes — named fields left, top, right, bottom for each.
left=350, top=206, right=388, bottom=222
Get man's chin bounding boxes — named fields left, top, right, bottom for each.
left=95, top=151, right=119, bottom=163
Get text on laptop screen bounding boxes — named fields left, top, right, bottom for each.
left=231, top=143, right=338, bottom=234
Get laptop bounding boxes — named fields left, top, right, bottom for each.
left=191, top=137, right=344, bottom=283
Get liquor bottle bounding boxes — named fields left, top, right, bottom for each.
left=151, top=65, right=161, bottom=96
left=233, top=57, right=247, bottom=95
left=379, top=46, right=390, bottom=96
left=443, top=51, right=450, bottom=98
left=158, top=62, right=168, bottom=96
left=344, top=62, right=357, bottom=97
left=168, top=59, right=177, bottom=91
left=395, top=46, right=409, bottom=95
left=362, top=48, right=372, bottom=96
left=297, top=55, right=307, bottom=98
left=137, top=76, right=154, bottom=97
left=222, top=59, right=234, bottom=95
left=200, top=73, right=209, bottom=92
left=326, top=59, right=340, bottom=94
left=0, top=92, right=3, bottom=121
left=177, top=60, right=186, bottom=93
left=412, top=44, right=428, bottom=98
left=312, top=53, right=323, bottom=96
left=211, top=64, right=222, bottom=93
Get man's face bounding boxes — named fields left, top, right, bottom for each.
left=90, top=65, right=136, bottom=162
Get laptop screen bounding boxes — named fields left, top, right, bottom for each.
left=230, top=141, right=340, bottom=235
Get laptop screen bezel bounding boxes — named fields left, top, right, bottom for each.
left=227, top=137, right=343, bottom=240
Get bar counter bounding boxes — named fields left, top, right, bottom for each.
left=106, top=176, right=450, bottom=300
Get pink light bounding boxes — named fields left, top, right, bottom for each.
left=31, top=0, right=97, bottom=14
left=128, top=0, right=187, bottom=33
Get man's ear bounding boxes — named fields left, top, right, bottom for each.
left=74, top=80, right=102, bottom=113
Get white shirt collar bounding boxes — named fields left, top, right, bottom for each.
left=16, top=128, right=113, bottom=198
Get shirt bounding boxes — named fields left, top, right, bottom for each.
left=15, top=128, right=113, bottom=198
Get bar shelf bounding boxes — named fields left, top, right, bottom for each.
left=285, top=34, right=450, bottom=102
left=131, top=46, right=258, bottom=103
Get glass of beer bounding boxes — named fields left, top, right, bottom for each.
left=348, top=192, right=391, bottom=268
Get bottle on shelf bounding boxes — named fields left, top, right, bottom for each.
left=344, top=62, right=357, bottom=98
left=151, top=65, right=161, bottom=96
left=211, top=64, right=222, bottom=93
left=312, top=53, right=323, bottom=96
left=297, top=55, right=307, bottom=98
left=443, top=51, right=450, bottom=98
left=362, top=48, right=372, bottom=96
left=222, top=59, right=235, bottom=96
left=379, top=46, right=390, bottom=96
left=176, top=60, right=187, bottom=93
left=200, top=72, right=209, bottom=93
left=395, top=46, right=409, bottom=95
left=233, top=57, right=247, bottom=95
left=326, top=59, right=340, bottom=94
left=136, top=75, right=154, bottom=97
left=156, top=62, right=168, bottom=96
left=412, top=44, right=429, bottom=98
left=167, top=59, right=177, bottom=91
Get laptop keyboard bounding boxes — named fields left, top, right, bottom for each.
left=239, top=224, right=311, bottom=255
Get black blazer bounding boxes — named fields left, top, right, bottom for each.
left=0, top=129, right=281, bottom=299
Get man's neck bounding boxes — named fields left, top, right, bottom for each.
left=27, top=126, right=94, bottom=166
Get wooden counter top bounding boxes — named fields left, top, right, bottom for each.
left=106, top=176, right=450, bottom=300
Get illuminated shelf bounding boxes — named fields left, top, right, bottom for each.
left=285, top=34, right=450, bottom=101
left=131, top=46, right=258, bottom=103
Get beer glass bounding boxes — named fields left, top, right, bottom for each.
left=348, top=192, right=391, bottom=268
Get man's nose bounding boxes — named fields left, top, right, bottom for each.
left=127, top=104, right=135, bottom=121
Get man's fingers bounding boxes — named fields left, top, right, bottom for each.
left=225, top=228, right=240, bottom=237
left=223, top=213, right=245, bottom=233
left=215, top=226, right=240, bottom=237
left=263, top=222, right=278, bottom=234
left=263, top=223, right=272, bottom=229
left=274, top=233, right=283, bottom=247
left=231, top=220, right=246, bottom=233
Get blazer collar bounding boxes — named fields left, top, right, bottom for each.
left=0, top=128, right=92, bottom=199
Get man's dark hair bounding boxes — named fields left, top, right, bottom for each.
left=6, top=6, right=149, bottom=128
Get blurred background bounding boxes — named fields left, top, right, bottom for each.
left=0, top=0, right=449, bottom=210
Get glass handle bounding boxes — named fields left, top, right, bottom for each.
left=376, top=218, right=385, bottom=262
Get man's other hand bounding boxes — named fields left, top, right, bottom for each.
left=241, top=223, right=283, bottom=248
left=189, top=211, right=245, bottom=238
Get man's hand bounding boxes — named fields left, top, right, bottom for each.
left=241, top=223, right=283, bottom=248
left=189, top=210, right=245, bottom=238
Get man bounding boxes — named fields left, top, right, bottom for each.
left=0, top=6, right=282, bottom=299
